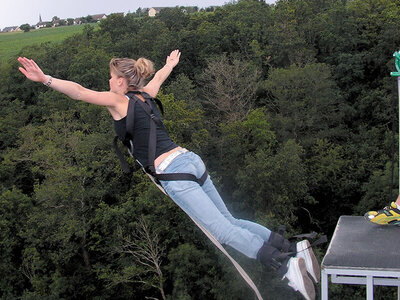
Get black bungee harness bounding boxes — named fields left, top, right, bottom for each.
left=113, top=91, right=208, bottom=186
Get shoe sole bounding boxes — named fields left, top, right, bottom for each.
left=295, top=258, right=315, bottom=300
left=297, top=240, right=320, bottom=283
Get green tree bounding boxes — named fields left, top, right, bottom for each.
left=265, top=63, right=346, bottom=147
left=218, top=109, right=276, bottom=192
left=235, top=138, right=313, bottom=230
left=86, top=15, right=94, bottom=23
left=164, top=73, right=197, bottom=105
left=99, top=13, right=141, bottom=44
left=157, top=91, right=209, bottom=154
left=167, top=243, right=222, bottom=299
left=0, top=189, right=33, bottom=297
left=157, top=7, right=190, bottom=31
left=306, top=139, right=353, bottom=231
left=212, top=0, right=273, bottom=56
left=10, top=105, right=118, bottom=297
left=20, top=23, right=31, bottom=32
left=67, top=47, right=111, bottom=90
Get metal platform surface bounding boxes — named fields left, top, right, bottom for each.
left=321, top=215, right=400, bottom=300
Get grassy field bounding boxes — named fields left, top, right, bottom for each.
left=0, top=24, right=97, bottom=63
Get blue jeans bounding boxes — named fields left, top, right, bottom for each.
left=156, top=151, right=271, bottom=259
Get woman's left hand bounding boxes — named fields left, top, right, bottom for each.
left=166, top=50, right=181, bottom=69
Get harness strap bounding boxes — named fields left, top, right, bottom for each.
left=128, top=91, right=164, bottom=115
left=155, top=169, right=208, bottom=186
left=309, top=235, right=328, bottom=248
left=148, top=173, right=263, bottom=300
left=126, top=93, right=136, bottom=139
left=277, top=225, right=327, bottom=255
left=113, top=136, right=131, bottom=173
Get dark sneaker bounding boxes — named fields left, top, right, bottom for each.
left=296, top=240, right=320, bottom=283
left=283, top=257, right=315, bottom=300
left=365, top=202, right=400, bottom=225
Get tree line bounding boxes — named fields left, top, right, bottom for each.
left=19, top=15, right=100, bottom=33
left=1, top=0, right=400, bottom=298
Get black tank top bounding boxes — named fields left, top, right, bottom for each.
left=113, top=98, right=178, bottom=167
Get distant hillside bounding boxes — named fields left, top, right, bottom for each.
left=0, top=24, right=97, bottom=63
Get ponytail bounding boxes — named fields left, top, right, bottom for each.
left=135, top=58, right=154, bottom=79
left=110, top=57, right=155, bottom=89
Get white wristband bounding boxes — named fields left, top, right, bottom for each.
left=43, top=75, right=53, bottom=87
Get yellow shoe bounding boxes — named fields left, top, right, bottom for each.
left=365, top=202, right=400, bottom=225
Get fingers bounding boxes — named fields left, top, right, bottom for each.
left=17, top=57, right=45, bottom=82
left=18, top=57, right=33, bottom=71
left=169, top=49, right=181, bottom=59
left=18, top=66, right=28, bottom=77
left=17, top=57, right=30, bottom=77
left=31, top=59, right=42, bottom=72
left=18, top=57, right=39, bottom=71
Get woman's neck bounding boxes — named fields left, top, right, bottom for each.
left=126, top=88, right=143, bottom=93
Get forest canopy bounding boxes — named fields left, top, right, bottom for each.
left=1, top=0, right=400, bottom=299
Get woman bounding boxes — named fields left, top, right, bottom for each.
left=18, top=50, right=318, bottom=300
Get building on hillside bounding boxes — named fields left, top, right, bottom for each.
left=148, top=6, right=199, bottom=16
left=182, top=6, right=199, bottom=13
left=140, top=8, right=149, bottom=15
left=35, top=22, right=48, bottom=29
left=2, top=26, right=21, bottom=32
left=35, top=14, right=50, bottom=29
left=74, top=14, right=107, bottom=25
left=52, top=19, right=66, bottom=27
left=91, top=14, right=107, bottom=22
left=74, top=18, right=82, bottom=25
left=148, top=7, right=166, bottom=17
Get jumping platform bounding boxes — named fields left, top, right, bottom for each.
left=321, top=215, right=400, bottom=300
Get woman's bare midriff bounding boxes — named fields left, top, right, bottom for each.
left=155, top=146, right=183, bottom=168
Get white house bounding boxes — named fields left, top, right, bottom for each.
left=2, top=26, right=21, bottom=32
left=148, top=7, right=165, bottom=17
left=35, top=22, right=48, bottom=29
left=91, top=14, right=107, bottom=22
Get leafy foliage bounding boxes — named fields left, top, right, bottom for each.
left=1, top=0, right=400, bottom=299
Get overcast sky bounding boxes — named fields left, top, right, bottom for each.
left=0, top=0, right=276, bottom=30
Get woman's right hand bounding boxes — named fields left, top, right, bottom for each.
left=18, top=57, right=47, bottom=83
left=166, top=49, right=181, bottom=69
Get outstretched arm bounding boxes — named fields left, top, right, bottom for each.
left=143, top=49, right=181, bottom=98
left=18, top=57, right=118, bottom=107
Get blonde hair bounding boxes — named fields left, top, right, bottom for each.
left=110, top=57, right=155, bottom=90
